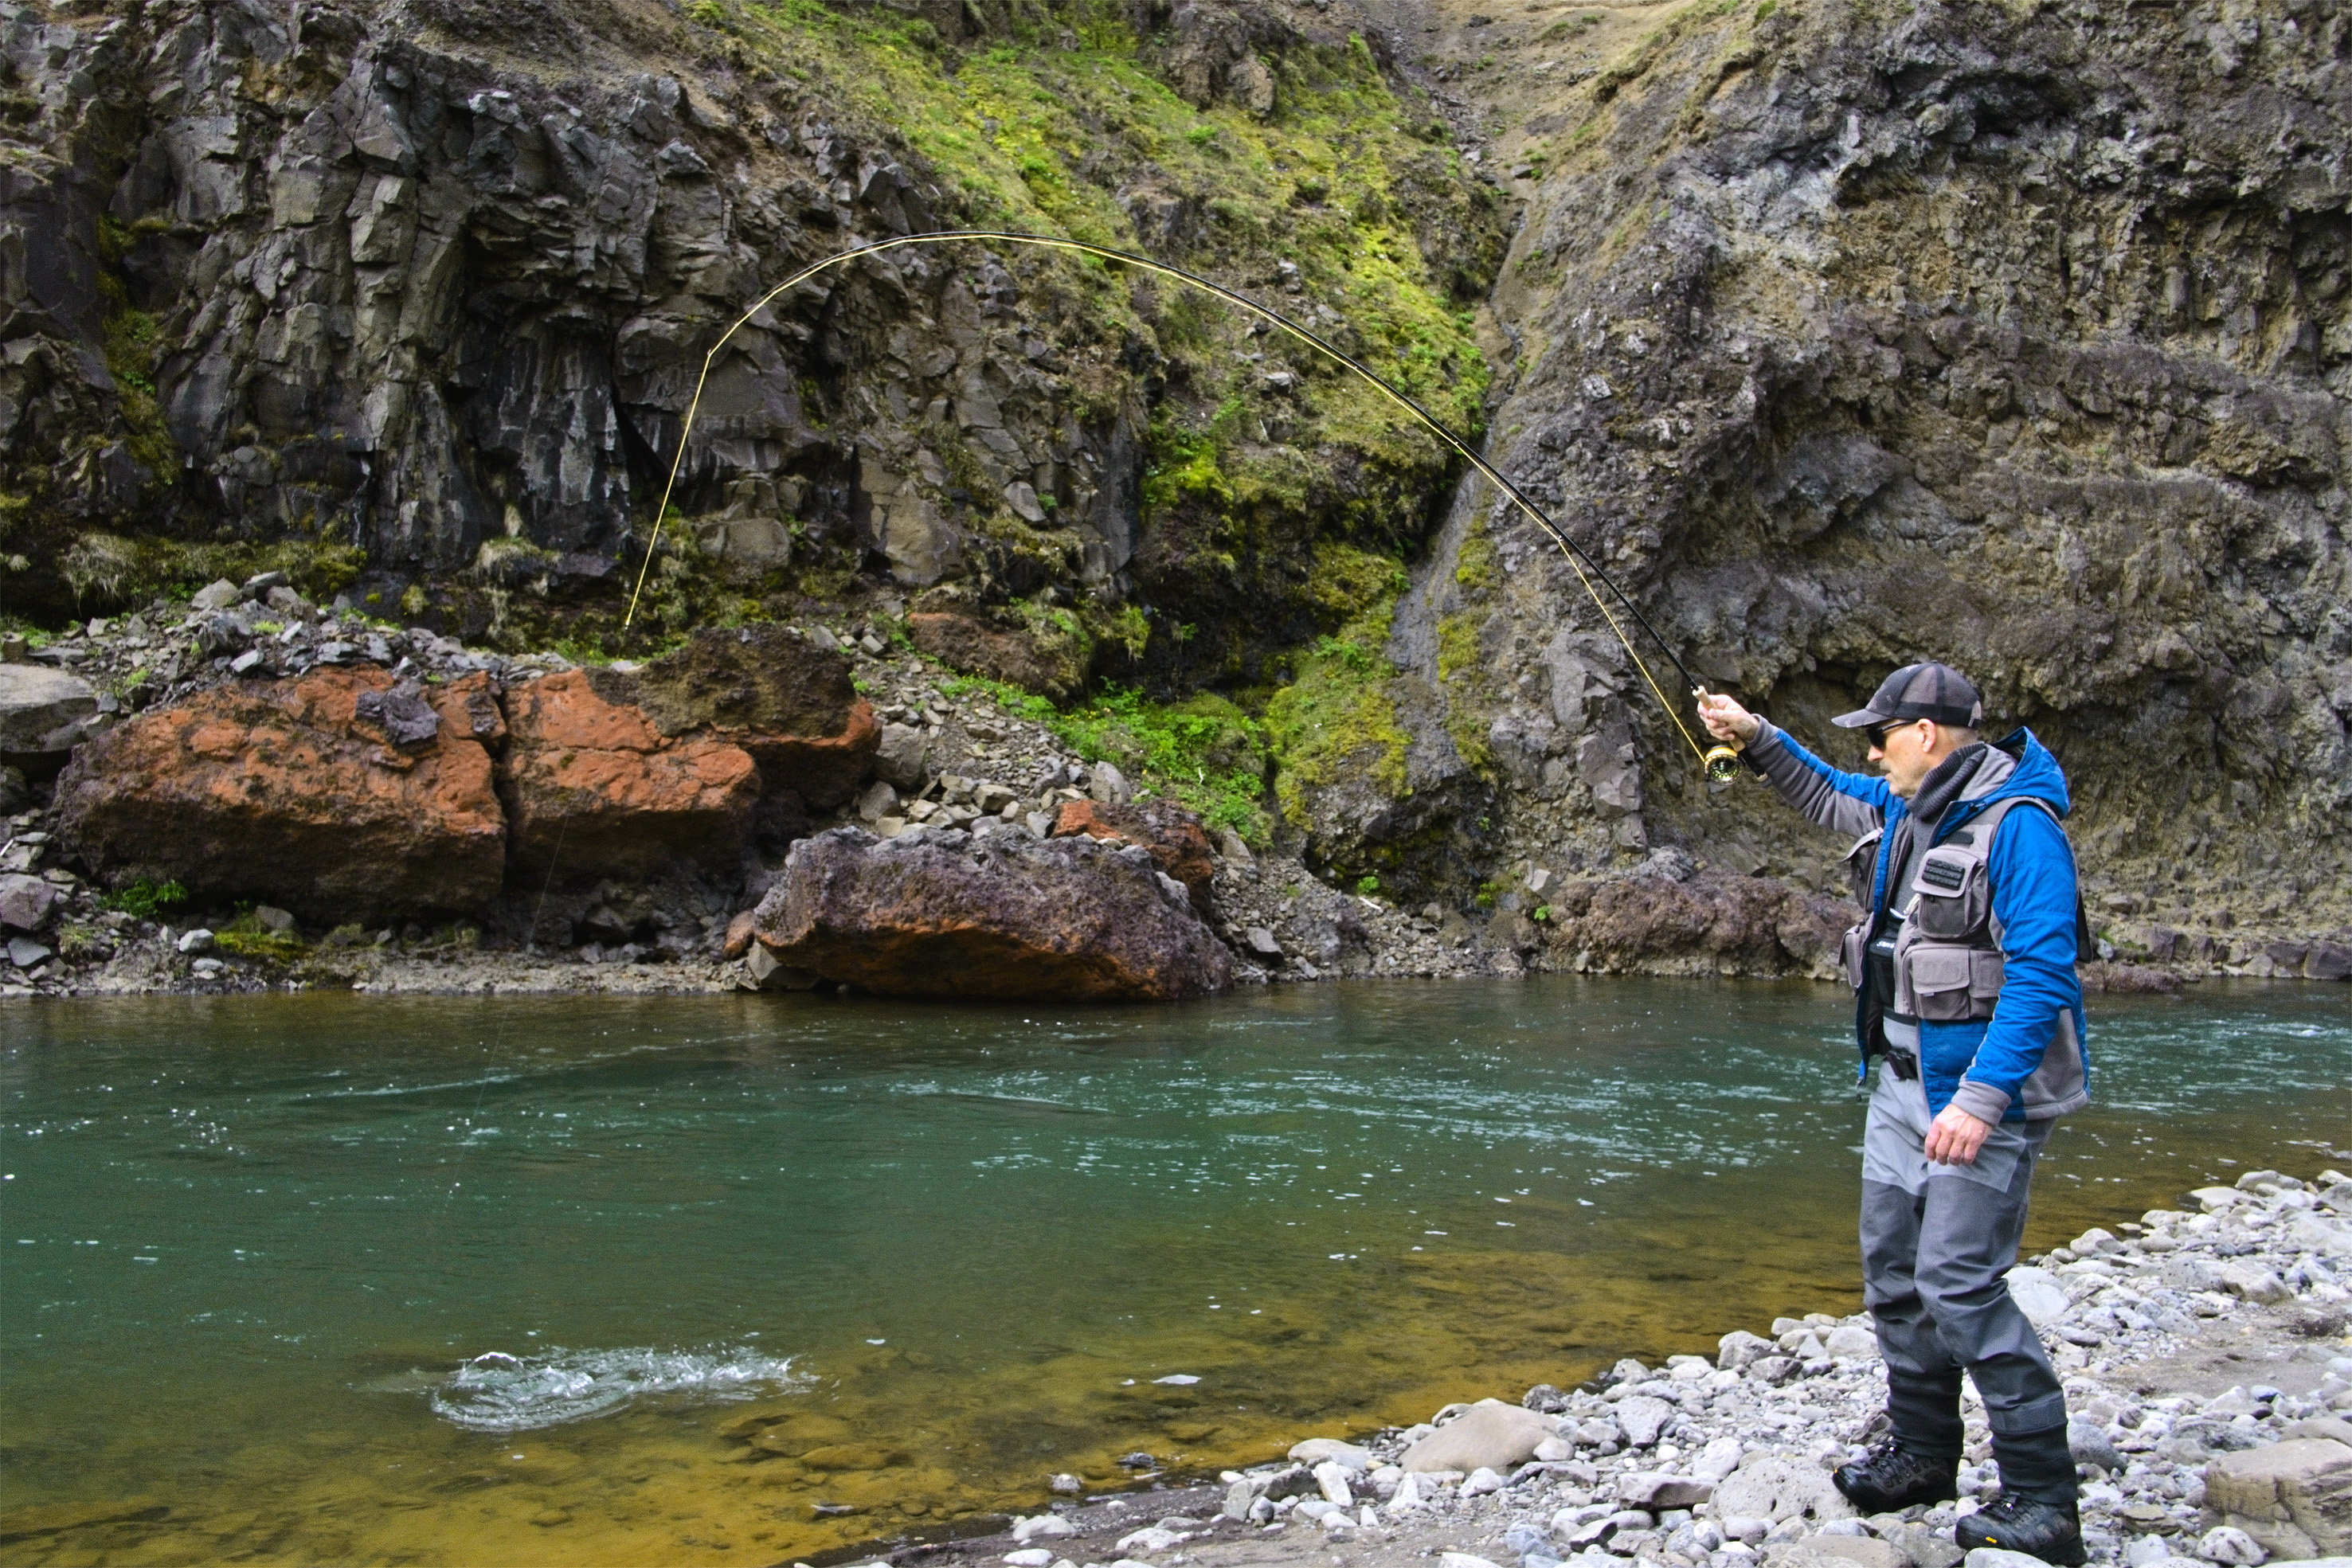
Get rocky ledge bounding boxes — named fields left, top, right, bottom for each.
left=859, top=1164, right=2352, bottom=1568
left=0, top=590, right=1739, bottom=998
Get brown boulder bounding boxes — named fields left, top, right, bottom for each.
left=499, top=671, right=761, bottom=883
left=53, top=667, right=505, bottom=919
left=1050, top=798, right=1218, bottom=916
left=907, top=610, right=1086, bottom=700
left=622, top=625, right=879, bottom=808
left=752, top=827, right=1234, bottom=1000
left=1542, top=858, right=1846, bottom=978
left=722, top=908, right=759, bottom=960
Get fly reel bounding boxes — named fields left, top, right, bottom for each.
left=1704, top=745, right=1746, bottom=785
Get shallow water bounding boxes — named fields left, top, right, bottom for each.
left=3, top=979, right=2346, bottom=1566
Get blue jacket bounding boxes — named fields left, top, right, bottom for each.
left=1747, top=722, right=2089, bottom=1123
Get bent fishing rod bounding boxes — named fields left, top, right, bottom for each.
left=624, top=229, right=1742, bottom=780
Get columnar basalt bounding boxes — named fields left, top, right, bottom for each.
left=0, top=0, right=1503, bottom=684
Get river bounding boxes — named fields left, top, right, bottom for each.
left=3, top=978, right=2346, bottom=1565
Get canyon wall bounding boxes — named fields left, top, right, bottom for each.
left=5, top=0, right=2348, bottom=971
left=0, top=0, right=1501, bottom=665
left=1382, top=0, right=2351, bottom=964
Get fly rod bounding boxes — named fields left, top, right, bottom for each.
left=624, top=230, right=1732, bottom=776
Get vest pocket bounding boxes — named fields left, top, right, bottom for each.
left=1970, top=949, right=2006, bottom=1007
left=1841, top=921, right=1869, bottom=991
left=1909, top=847, right=1989, bottom=938
left=1906, top=945, right=1977, bottom=1022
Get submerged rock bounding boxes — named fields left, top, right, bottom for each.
left=53, top=668, right=506, bottom=919
left=750, top=826, right=1234, bottom=1001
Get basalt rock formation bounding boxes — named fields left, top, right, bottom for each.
left=1376, top=0, right=2352, bottom=964
left=0, top=0, right=1503, bottom=681
left=53, top=665, right=509, bottom=918
left=498, top=669, right=767, bottom=885
left=51, top=624, right=875, bottom=920
left=8, top=0, right=2350, bottom=978
left=624, top=623, right=879, bottom=811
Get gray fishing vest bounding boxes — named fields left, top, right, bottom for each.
left=1890, top=795, right=2054, bottom=1023
left=1838, top=796, right=2089, bottom=1115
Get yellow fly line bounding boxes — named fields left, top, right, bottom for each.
left=624, top=229, right=1712, bottom=771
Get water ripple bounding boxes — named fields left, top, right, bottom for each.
left=425, top=1344, right=808, bottom=1431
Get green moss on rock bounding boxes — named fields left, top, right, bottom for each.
left=1262, top=575, right=1411, bottom=827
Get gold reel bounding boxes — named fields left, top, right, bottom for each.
left=1704, top=745, right=1746, bottom=785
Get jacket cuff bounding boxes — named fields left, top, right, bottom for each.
left=1948, top=1078, right=2013, bottom=1124
left=1747, top=718, right=1787, bottom=759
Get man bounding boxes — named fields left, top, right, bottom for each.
left=1699, top=663, right=2090, bottom=1566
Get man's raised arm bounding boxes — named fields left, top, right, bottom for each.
left=1698, top=693, right=1892, bottom=839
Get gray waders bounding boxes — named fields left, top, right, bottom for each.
left=1861, top=1061, right=2078, bottom=1504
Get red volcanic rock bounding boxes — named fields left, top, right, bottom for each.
left=499, top=671, right=760, bottom=882
left=752, top=827, right=1234, bottom=1001
left=740, top=702, right=879, bottom=811
left=53, top=667, right=505, bottom=919
left=1050, top=798, right=1217, bottom=916
left=627, top=625, right=879, bottom=809
left=906, top=610, right=1086, bottom=701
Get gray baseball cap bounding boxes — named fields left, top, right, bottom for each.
left=1832, top=662, right=1983, bottom=729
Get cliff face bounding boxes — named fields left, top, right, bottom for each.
left=1380, top=0, right=2352, bottom=964
left=6, top=0, right=2349, bottom=972
left=0, top=0, right=1502, bottom=663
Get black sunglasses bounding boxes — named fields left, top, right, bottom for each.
left=1865, top=720, right=1908, bottom=749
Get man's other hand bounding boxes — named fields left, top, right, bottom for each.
left=1697, top=691, right=1761, bottom=745
left=1924, top=1104, right=1994, bottom=1165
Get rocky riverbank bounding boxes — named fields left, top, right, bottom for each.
left=0, top=589, right=1841, bottom=999
left=856, top=1164, right=2352, bottom=1568
left=6, top=592, right=2351, bottom=1000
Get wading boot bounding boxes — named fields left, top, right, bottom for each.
left=1953, top=1496, right=2085, bottom=1566
left=1955, top=1423, right=2085, bottom=1566
left=1833, top=1440, right=1959, bottom=1514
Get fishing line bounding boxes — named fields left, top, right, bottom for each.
left=624, top=229, right=1712, bottom=770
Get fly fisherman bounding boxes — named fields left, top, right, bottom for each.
left=1698, top=663, right=2090, bottom=1566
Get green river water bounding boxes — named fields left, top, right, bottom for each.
left=3, top=978, right=2347, bottom=1566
